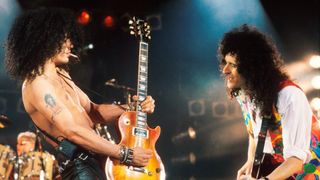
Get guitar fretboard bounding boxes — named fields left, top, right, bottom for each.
left=136, top=41, right=148, bottom=130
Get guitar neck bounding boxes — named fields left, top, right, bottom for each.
left=136, top=41, right=149, bottom=129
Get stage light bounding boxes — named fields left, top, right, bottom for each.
left=77, top=10, right=90, bottom=25
left=171, top=152, right=196, bottom=165
left=119, top=13, right=131, bottom=32
left=311, top=76, right=320, bottom=89
left=311, top=98, right=320, bottom=111
left=79, top=43, right=94, bottom=52
left=103, top=15, right=115, bottom=28
left=309, top=55, right=320, bottom=69
left=146, top=14, right=162, bottom=31
left=88, top=43, right=94, bottom=49
left=172, top=127, right=196, bottom=144
left=188, top=99, right=205, bottom=117
left=212, top=102, right=227, bottom=118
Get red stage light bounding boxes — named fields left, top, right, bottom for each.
left=103, top=15, right=115, bottom=28
left=77, top=10, right=90, bottom=25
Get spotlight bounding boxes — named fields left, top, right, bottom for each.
left=212, top=102, right=227, bottom=118
left=77, top=10, right=91, bottom=25
left=311, top=97, right=320, bottom=120
left=311, top=76, right=320, bottom=89
left=83, top=43, right=94, bottom=50
left=172, top=127, right=196, bottom=144
left=188, top=99, right=205, bottom=117
left=146, top=14, right=162, bottom=31
left=119, top=13, right=131, bottom=32
left=88, top=43, right=94, bottom=49
left=103, top=15, right=115, bottom=28
left=311, top=97, right=320, bottom=111
left=171, top=152, right=197, bottom=165
left=309, top=55, right=320, bottom=69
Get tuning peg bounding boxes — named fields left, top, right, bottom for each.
left=130, top=31, right=135, bottom=35
left=129, top=19, right=133, bottom=25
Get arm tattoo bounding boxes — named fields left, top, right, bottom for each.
left=44, top=94, right=63, bottom=121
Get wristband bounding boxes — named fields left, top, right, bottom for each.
left=119, top=145, right=134, bottom=165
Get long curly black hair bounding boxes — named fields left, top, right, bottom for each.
left=5, top=7, right=84, bottom=81
left=218, top=24, right=289, bottom=116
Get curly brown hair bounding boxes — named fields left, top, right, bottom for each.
left=5, top=7, right=83, bottom=81
left=218, top=24, right=289, bottom=116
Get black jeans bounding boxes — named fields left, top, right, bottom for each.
left=60, top=155, right=107, bottom=180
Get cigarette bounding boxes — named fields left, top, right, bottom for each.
left=69, top=53, right=79, bottom=59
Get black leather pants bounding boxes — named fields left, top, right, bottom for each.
left=60, top=155, right=107, bottom=180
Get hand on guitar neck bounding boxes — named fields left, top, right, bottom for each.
left=131, top=95, right=155, bottom=114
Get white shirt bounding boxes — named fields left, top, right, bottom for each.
left=245, top=86, right=312, bottom=163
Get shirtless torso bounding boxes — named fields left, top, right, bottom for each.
left=22, top=67, right=94, bottom=148
left=21, top=60, right=153, bottom=165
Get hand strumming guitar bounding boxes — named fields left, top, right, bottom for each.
left=132, top=147, right=152, bottom=167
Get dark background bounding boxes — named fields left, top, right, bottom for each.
left=1, top=0, right=319, bottom=179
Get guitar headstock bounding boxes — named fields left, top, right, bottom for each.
left=129, top=16, right=151, bottom=42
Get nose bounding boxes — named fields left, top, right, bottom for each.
left=66, top=39, right=74, bottom=49
left=222, top=64, right=231, bottom=74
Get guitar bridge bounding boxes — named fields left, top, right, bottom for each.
left=128, top=166, right=153, bottom=176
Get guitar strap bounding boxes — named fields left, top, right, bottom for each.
left=33, top=122, right=60, bottom=144
left=32, top=122, right=80, bottom=159
left=253, top=115, right=270, bottom=178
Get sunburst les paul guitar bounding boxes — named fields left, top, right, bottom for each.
left=106, top=17, right=165, bottom=180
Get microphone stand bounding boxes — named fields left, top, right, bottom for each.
left=105, top=81, right=135, bottom=110
left=13, top=155, right=20, bottom=180
left=36, top=129, right=46, bottom=180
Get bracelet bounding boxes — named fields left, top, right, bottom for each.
left=119, top=145, right=126, bottom=162
left=119, top=145, right=134, bottom=165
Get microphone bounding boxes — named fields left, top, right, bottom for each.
left=105, top=78, right=117, bottom=86
left=104, top=78, right=135, bottom=92
left=171, top=127, right=196, bottom=144
left=171, top=152, right=197, bottom=165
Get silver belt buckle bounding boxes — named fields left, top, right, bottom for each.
left=78, top=153, right=88, bottom=161
left=58, top=159, right=70, bottom=173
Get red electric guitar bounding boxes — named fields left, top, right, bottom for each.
left=106, top=17, right=165, bottom=180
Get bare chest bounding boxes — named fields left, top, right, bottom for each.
left=55, top=78, right=82, bottom=109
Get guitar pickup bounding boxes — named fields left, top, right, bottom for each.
left=132, top=127, right=149, bottom=139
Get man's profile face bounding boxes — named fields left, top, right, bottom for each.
left=17, top=136, right=35, bottom=156
left=52, top=39, right=74, bottom=65
left=221, top=53, right=245, bottom=89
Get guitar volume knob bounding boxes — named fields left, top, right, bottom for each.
left=156, top=168, right=161, bottom=173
